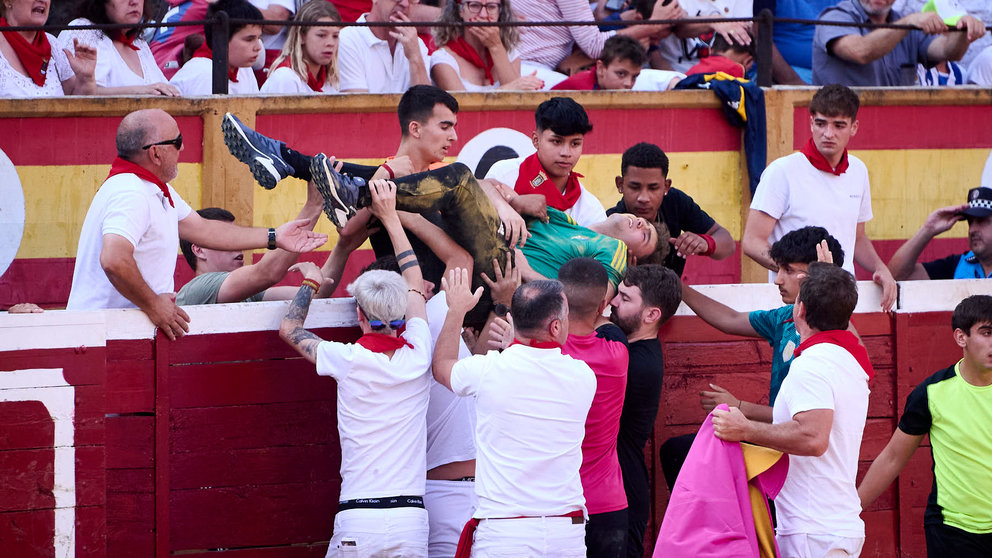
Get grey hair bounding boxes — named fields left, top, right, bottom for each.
left=116, top=119, right=150, bottom=160
left=347, top=269, right=408, bottom=323
left=433, top=0, right=519, bottom=51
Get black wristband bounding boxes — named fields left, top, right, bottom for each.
left=267, top=227, right=276, bottom=250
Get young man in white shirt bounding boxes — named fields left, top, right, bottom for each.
left=336, top=0, right=430, bottom=93
left=279, top=179, right=432, bottom=557
left=711, top=262, right=872, bottom=557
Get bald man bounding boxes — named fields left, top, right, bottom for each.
left=67, top=109, right=327, bottom=339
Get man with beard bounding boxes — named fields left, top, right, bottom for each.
left=607, top=264, right=682, bottom=557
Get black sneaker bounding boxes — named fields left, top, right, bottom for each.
left=311, top=153, right=366, bottom=227
left=221, top=113, right=294, bottom=190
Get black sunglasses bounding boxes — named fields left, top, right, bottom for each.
left=142, top=133, right=183, bottom=150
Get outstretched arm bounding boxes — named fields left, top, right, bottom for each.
left=398, top=211, right=473, bottom=278
left=179, top=213, right=327, bottom=254
left=433, top=267, right=483, bottom=390
left=858, top=429, right=924, bottom=510
left=682, top=284, right=758, bottom=337
left=888, top=204, right=968, bottom=281
left=369, top=180, right=427, bottom=321
left=278, top=263, right=326, bottom=364
left=713, top=406, right=834, bottom=456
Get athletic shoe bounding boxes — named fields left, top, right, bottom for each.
left=221, top=112, right=293, bottom=190
left=311, top=153, right=366, bottom=227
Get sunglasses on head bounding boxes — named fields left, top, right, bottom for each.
left=369, top=318, right=406, bottom=331
left=142, top=133, right=183, bottom=150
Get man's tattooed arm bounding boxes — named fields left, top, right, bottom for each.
left=279, top=285, right=323, bottom=363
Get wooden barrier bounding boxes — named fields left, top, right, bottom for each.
left=2, top=279, right=989, bottom=557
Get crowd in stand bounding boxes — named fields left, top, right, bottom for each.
left=2, top=0, right=991, bottom=96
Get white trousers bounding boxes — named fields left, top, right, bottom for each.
left=325, top=507, right=429, bottom=558
left=425, top=479, right=478, bottom=558
left=777, top=533, right=865, bottom=558
left=471, top=516, right=586, bottom=557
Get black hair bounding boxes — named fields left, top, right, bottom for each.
left=796, top=262, right=858, bottom=332
left=180, top=208, right=236, bottom=271
left=621, top=142, right=669, bottom=176
left=600, top=35, right=646, bottom=67
left=511, top=280, right=567, bottom=334
left=535, top=97, right=593, bottom=137
left=769, top=226, right=844, bottom=268
left=558, top=257, right=608, bottom=317
left=205, top=0, right=263, bottom=48
left=78, top=0, right=154, bottom=29
left=809, top=84, right=860, bottom=120
left=398, top=85, right=459, bottom=137
left=711, top=32, right=755, bottom=56
left=952, top=295, right=992, bottom=333
left=622, top=264, right=682, bottom=323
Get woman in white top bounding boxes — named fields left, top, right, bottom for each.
left=59, top=0, right=179, bottom=95
left=0, top=0, right=97, bottom=97
left=260, top=0, right=340, bottom=94
left=169, top=0, right=262, bottom=95
left=430, top=0, right=541, bottom=92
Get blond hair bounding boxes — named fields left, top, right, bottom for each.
left=269, top=0, right=341, bottom=89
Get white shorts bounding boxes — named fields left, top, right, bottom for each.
left=425, top=479, right=478, bottom=558
left=777, top=533, right=865, bottom=558
left=471, top=516, right=586, bottom=557
left=326, top=507, right=429, bottom=558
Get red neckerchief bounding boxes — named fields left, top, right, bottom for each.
left=356, top=332, right=413, bottom=353
left=794, top=329, right=874, bottom=380
left=686, top=55, right=745, bottom=79
left=800, top=136, right=849, bottom=176
left=445, top=38, right=494, bottom=85
left=509, top=337, right=562, bottom=350
left=276, top=58, right=327, bottom=92
left=110, top=29, right=140, bottom=51
left=0, top=17, right=52, bottom=86
left=192, top=44, right=239, bottom=82
left=514, top=152, right=583, bottom=212
left=107, top=157, right=175, bottom=207
left=550, top=69, right=598, bottom=91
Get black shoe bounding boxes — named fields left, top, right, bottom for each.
left=221, top=112, right=293, bottom=190
left=311, top=153, right=366, bottom=227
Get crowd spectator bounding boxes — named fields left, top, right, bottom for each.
left=742, top=84, right=897, bottom=311
left=0, top=0, right=97, bottom=97
left=753, top=0, right=836, bottom=83
left=917, top=59, right=966, bottom=85
left=652, top=0, right=752, bottom=73
left=337, top=0, right=430, bottom=93
left=552, top=34, right=644, bottom=90
left=169, top=0, right=263, bottom=94
left=58, top=0, right=179, bottom=96
left=685, top=32, right=754, bottom=78
left=149, top=0, right=210, bottom=78
left=66, top=109, right=326, bottom=340
left=511, top=0, right=682, bottom=87
left=607, top=142, right=734, bottom=277
left=812, top=0, right=985, bottom=86
left=246, top=0, right=295, bottom=84
left=895, top=0, right=992, bottom=70
left=888, top=187, right=992, bottom=280
left=430, top=0, right=542, bottom=91
left=261, top=0, right=342, bottom=94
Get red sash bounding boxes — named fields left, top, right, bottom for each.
left=513, top=153, right=582, bottom=212
left=454, top=510, right=583, bottom=558
left=110, top=29, right=141, bottom=51
left=0, top=17, right=52, bottom=86
left=800, top=136, right=849, bottom=176
left=794, top=329, right=874, bottom=380
left=192, top=44, right=239, bottom=82
left=107, top=157, right=175, bottom=207
left=356, top=332, right=413, bottom=353
left=445, top=38, right=494, bottom=85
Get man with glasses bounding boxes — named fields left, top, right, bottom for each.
left=279, top=179, right=433, bottom=557
left=337, top=0, right=431, bottom=93
left=67, top=109, right=327, bottom=340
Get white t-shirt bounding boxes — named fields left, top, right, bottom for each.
left=450, top=344, right=596, bottom=519
left=485, top=156, right=607, bottom=227
left=429, top=47, right=520, bottom=92
left=247, top=0, right=296, bottom=51
left=0, top=33, right=74, bottom=97
left=59, top=19, right=168, bottom=88
left=67, top=173, right=193, bottom=310
left=655, top=0, right=753, bottom=73
left=259, top=65, right=339, bottom=94
left=337, top=14, right=429, bottom=93
left=632, top=69, right=686, bottom=91
left=169, top=57, right=259, bottom=95
left=425, top=292, right=476, bottom=471
left=315, top=318, right=433, bottom=501
left=967, top=45, right=992, bottom=86
left=772, top=342, right=869, bottom=538
left=750, top=152, right=872, bottom=277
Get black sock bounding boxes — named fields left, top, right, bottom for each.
left=280, top=146, right=313, bottom=181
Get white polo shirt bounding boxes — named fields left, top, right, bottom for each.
left=315, top=318, right=433, bottom=501
left=337, top=14, right=429, bottom=93
left=450, top=344, right=596, bottom=519
left=484, top=156, right=607, bottom=228
left=259, top=66, right=340, bottom=94
left=67, top=173, right=193, bottom=310
left=169, top=58, right=259, bottom=95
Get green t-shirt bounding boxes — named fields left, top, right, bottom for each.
left=748, top=304, right=798, bottom=405
left=898, top=361, right=992, bottom=534
left=175, top=271, right=266, bottom=305
left=521, top=208, right=627, bottom=287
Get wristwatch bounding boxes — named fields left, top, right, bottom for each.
left=493, top=303, right=510, bottom=318
left=267, top=227, right=276, bottom=250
